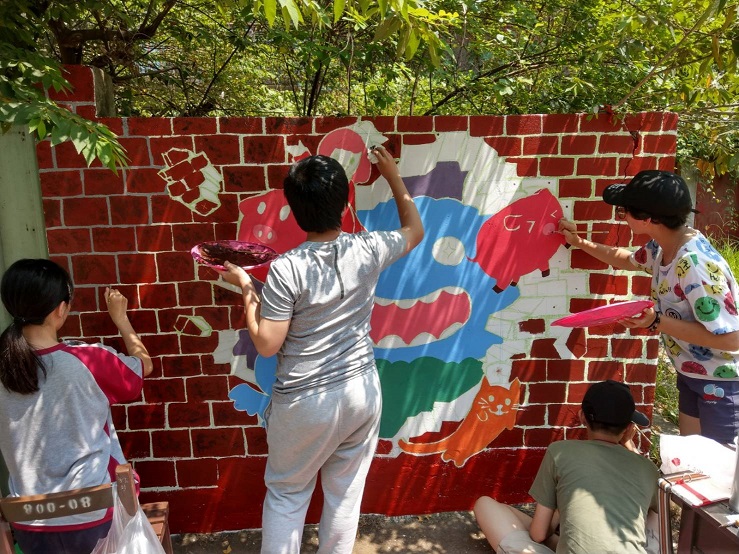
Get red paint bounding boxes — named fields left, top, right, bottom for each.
left=483, top=136, right=522, bottom=156
left=560, top=135, right=597, bottom=155
left=470, top=189, right=565, bottom=291
left=47, top=228, right=92, bottom=254
left=39, top=171, right=83, bottom=197
left=523, top=136, right=558, bottom=155
left=506, top=115, right=542, bottom=135
left=469, top=116, right=505, bottom=137
left=539, top=157, right=575, bottom=177
left=541, top=114, right=578, bottom=134
left=370, top=290, right=471, bottom=344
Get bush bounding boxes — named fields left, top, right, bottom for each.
left=654, top=355, right=679, bottom=426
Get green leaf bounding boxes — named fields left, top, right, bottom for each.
left=264, top=0, right=277, bottom=26
left=405, top=29, right=420, bottom=59
left=70, top=128, right=89, bottom=155
left=35, top=119, right=46, bottom=139
left=96, top=142, right=115, bottom=171
left=373, top=17, right=400, bottom=41
left=333, top=0, right=345, bottom=23
left=279, top=0, right=302, bottom=28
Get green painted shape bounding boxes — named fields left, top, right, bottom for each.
left=377, top=357, right=484, bottom=438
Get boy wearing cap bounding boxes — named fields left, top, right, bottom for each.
left=474, top=380, right=658, bottom=554
left=559, top=170, right=739, bottom=445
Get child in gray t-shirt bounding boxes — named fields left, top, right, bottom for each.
left=0, top=258, right=153, bottom=554
left=221, top=147, right=423, bottom=554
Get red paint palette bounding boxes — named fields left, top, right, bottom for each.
left=552, top=300, right=654, bottom=328
left=191, top=240, right=278, bottom=271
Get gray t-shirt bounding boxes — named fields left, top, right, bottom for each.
left=529, top=440, right=659, bottom=554
left=260, top=230, right=406, bottom=402
left=0, top=340, right=143, bottom=529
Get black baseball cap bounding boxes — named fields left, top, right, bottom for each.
left=582, top=380, right=650, bottom=427
left=603, top=170, right=697, bottom=217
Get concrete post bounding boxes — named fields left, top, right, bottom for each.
left=0, top=126, right=47, bottom=495
left=0, top=127, right=49, bottom=327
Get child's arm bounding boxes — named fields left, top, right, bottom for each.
left=105, top=287, right=153, bottom=376
left=529, top=503, right=558, bottom=544
left=219, top=263, right=289, bottom=357
left=621, top=305, right=739, bottom=350
left=619, top=423, right=640, bottom=453
left=558, top=218, right=638, bottom=271
left=373, top=145, right=424, bottom=254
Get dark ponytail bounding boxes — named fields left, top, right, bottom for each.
left=0, top=259, right=73, bottom=394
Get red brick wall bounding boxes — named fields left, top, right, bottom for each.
left=34, top=66, right=675, bottom=532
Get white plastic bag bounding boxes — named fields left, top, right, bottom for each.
left=91, top=489, right=165, bottom=554
left=659, top=433, right=735, bottom=491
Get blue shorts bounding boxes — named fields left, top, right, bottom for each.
left=12, top=520, right=111, bottom=554
left=677, top=373, right=739, bottom=444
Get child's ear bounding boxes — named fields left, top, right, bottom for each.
left=53, top=300, right=69, bottom=320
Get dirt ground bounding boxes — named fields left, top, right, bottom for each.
left=173, top=415, right=681, bottom=553
left=172, top=510, right=496, bottom=553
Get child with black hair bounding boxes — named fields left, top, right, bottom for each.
left=559, top=170, right=739, bottom=444
left=0, top=258, right=153, bottom=554
left=220, top=146, right=423, bottom=554
left=474, top=380, right=658, bottom=554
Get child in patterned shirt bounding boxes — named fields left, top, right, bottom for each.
left=559, top=170, right=739, bottom=444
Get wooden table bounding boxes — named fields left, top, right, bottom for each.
left=666, top=488, right=739, bottom=553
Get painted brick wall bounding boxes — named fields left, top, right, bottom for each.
left=33, top=65, right=676, bottom=533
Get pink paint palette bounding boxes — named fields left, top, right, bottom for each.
left=191, top=240, right=277, bottom=272
left=552, top=299, right=655, bottom=328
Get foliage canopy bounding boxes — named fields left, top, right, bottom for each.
left=2, top=0, right=738, bottom=177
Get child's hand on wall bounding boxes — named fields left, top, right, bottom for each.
left=558, top=218, right=583, bottom=247
left=105, top=287, right=129, bottom=325
left=371, top=145, right=401, bottom=182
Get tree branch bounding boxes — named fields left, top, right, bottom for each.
left=613, top=0, right=722, bottom=110
left=194, top=44, right=241, bottom=116
left=422, top=41, right=566, bottom=115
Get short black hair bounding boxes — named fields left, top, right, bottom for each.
left=1, top=259, right=73, bottom=394
left=584, top=414, right=629, bottom=436
left=283, top=155, right=349, bottom=233
left=626, top=206, right=688, bottom=229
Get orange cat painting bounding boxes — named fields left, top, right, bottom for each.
left=398, top=378, right=521, bottom=467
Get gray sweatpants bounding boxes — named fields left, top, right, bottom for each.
left=260, top=370, right=382, bottom=554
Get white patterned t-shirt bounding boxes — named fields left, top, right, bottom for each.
left=631, top=231, right=739, bottom=381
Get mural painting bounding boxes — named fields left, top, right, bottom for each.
left=33, top=67, right=672, bottom=531
left=206, top=124, right=574, bottom=467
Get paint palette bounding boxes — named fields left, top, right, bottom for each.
left=551, top=300, right=655, bottom=328
left=191, top=240, right=278, bottom=271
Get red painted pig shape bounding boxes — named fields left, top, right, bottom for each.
left=469, top=189, right=566, bottom=293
